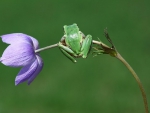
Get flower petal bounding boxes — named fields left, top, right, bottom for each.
left=1, top=33, right=33, bottom=45
left=28, top=55, right=43, bottom=85
left=30, top=37, right=39, bottom=50
left=15, top=55, right=43, bottom=85
left=0, top=43, right=35, bottom=67
left=15, top=59, right=38, bottom=85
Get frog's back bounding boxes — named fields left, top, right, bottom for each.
left=64, top=24, right=79, bottom=36
left=64, top=24, right=82, bottom=54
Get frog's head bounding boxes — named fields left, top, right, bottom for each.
left=63, top=23, right=79, bottom=35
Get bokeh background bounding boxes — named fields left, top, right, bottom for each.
left=0, top=0, right=150, bottom=113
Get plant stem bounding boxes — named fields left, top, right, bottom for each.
left=116, top=52, right=149, bottom=113
left=92, top=40, right=110, bottom=48
left=35, top=43, right=58, bottom=53
left=92, top=39, right=149, bottom=113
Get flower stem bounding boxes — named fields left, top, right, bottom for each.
left=116, top=52, right=149, bottom=113
left=35, top=43, right=58, bottom=53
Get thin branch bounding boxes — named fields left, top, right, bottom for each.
left=92, top=40, right=109, bottom=48
left=35, top=43, right=58, bottom=53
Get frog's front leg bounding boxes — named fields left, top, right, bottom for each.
left=81, top=35, right=92, bottom=58
left=58, top=43, right=77, bottom=63
left=80, top=31, right=85, bottom=39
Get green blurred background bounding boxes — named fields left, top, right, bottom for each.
left=0, top=0, right=150, bottom=113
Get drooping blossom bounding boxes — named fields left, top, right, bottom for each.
left=0, top=33, right=43, bottom=85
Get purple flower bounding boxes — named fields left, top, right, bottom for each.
left=0, top=33, right=43, bottom=85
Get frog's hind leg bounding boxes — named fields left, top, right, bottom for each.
left=60, top=48, right=77, bottom=63
left=58, top=43, right=77, bottom=63
left=81, top=35, right=92, bottom=58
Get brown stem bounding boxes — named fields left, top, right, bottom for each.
left=116, top=53, right=149, bottom=113
left=92, top=40, right=149, bottom=113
